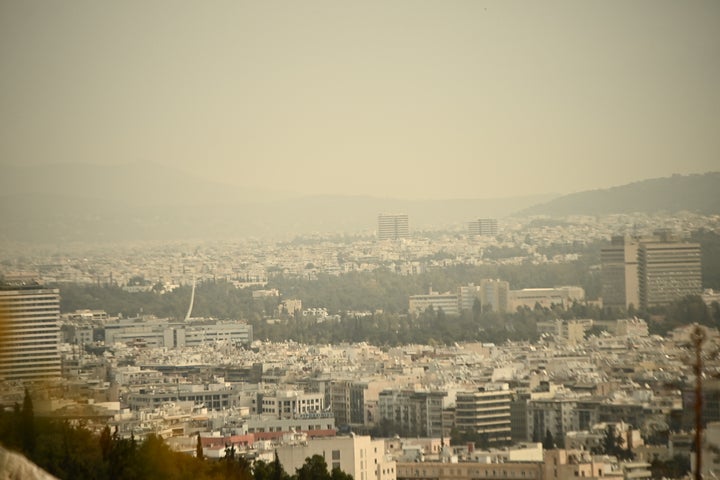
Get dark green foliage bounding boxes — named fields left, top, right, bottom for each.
left=219, top=445, right=253, bottom=480
left=252, top=451, right=291, bottom=480
left=59, top=252, right=604, bottom=321
left=649, top=454, right=690, bottom=479
left=648, top=295, right=715, bottom=335
left=449, top=427, right=493, bottom=449
left=99, top=425, right=112, bottom=461
left=542, top=429, right=555, bottom=450
left=1, top=414, right=355, bottom=480
left=520, top=172, right=720, bottom=217
left=21, top=388, right=35, bottom=456
left=196, top=433, right=204, bottom=460
left=593, top=424, right=634, bottom=461
left=293, top=454, right=352, bottom=480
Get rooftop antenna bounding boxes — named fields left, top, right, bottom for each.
left=185, top=275, right=196, bottom=321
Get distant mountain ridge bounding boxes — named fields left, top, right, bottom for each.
left=0, top=162, right=285, bottom=206
left=518, top=172, right=720, bottom=217
left=0, top=162, right=555, bottom=243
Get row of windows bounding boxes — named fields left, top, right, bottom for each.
left=400, top=467, right=536, bottom=478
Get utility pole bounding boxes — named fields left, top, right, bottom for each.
left=691, top=324, right=706, bottom=480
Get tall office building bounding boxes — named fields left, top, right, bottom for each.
left=468, top=218, right=498, bottom=236
left=377, top=213, right=409, bottom=241
left=639, top=239, right=702, bottom=309
left=455, top=385, right=513, bottom=447
left=601, top=233, right=701, bottom=310
left=600, top=236, right=640, bottom=309
left=0, top=283, right=62, bottom=381
left=478, top=278, right=510, bottom=312
left=378, top=389, right=447, bottom=437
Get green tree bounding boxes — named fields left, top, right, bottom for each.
left=294, top=454, right=333, bottom=480
left=21, top=388, right=35, bottom=457
left=99, top=425, right=112, bottom=461
left=196, top=433, right=204, bottom=460
left=254, top=452, right=290, bottom=480
left=542, top=429, right=555, bottom=450
left=218, top=445, right=253, bottom=480
left=595, top=424, right=633, bottom=460
left=274, top=450, right=288, bottom=480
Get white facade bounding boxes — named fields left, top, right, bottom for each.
left=258, top=390, right=325, bottom=418
left=276, top=435, right=396, bottom=480
left=508, top=286, right=585, bottom=311
left=409, top=289, right=459, bottom=316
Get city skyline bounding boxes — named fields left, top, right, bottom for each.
left=1, top=1, right=718, bottom=200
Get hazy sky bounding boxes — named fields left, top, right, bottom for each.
left=1, top=1, right=718, bottom=199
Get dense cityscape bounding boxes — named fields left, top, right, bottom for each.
left=2, top=210, right=720, bottom=479
left=2, top=1, right=719, bottom=478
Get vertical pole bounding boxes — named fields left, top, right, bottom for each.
left=692, top=325, right=706, bottom=480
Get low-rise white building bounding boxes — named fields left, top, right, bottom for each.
left=276, top=435, right=396, bottom=480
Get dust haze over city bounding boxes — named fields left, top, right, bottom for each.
left=1, top=2, right=720, bottom=479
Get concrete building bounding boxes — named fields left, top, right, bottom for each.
left=536, top=319, right=591, bottom=345
left=694, top=421, right=720, bottom=478
left=104, top=317, right=252, bottom=348
left=543, top=449, right=650, bottom=480
left=331, top=379, right=392, bottom=427
left=458, top=280, right=510, bottom=313
left=527, top=397, right=579, bottom=446
left=455, top=384, right=513, bottom=447
left=378, top=214, right=410, bottom=241
left=409, top=289, right=460, bottom=316
left=244, top=412, right=336, bottom=437
left=0, top=283, right=62, bottom=381
left=378, top=389, right=447, bottom=437
left=275, top=435, right=396, bottom=480
left=601, top=236, right=641, bottom=310
left=257, top=389, right=325, bottom=419
left=478, top=279, right=510, bottom=313
left=508, top=287, right=585, bottom=311
left=638, top=239, right=702, bottom=309
left=468, top=218, right=498, bottom=237
left=126, top=383, right=243, bottom=411
left=396, top=460, right=543, bottom=480
left=602, top=233, right=702, bottom=310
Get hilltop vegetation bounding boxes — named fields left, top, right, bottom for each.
left=520, top=172, right=720, bottom=216
left=55, top=228, right=720, bottom=344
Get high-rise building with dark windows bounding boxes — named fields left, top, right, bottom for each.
left=468, top=218, right=498, bottom=236
left=0, top=282, right=62, bottom=381
left=377, top=213, right=409, bottom=241
left=638, top=239, right=702, bottom=309
left=601, top=232, right=701, bottom=310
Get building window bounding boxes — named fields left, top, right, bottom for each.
left=332, top=450, right=340, bottom=460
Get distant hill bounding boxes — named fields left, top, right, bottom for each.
left=0, top=162, right=555, bottom=243
left=518, top=172, right=720, bottom=217
left=0, top=162, right=283, bottom=206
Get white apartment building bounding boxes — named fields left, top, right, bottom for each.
left=276, top=435, right=396, bottom=480
left=104, top=317, right=252, bottom=348
left=409, top=289, right=459, bottom=316
left=508, top=286, right=585, bottom=311
left=258, top=390, right=325, bottom=419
